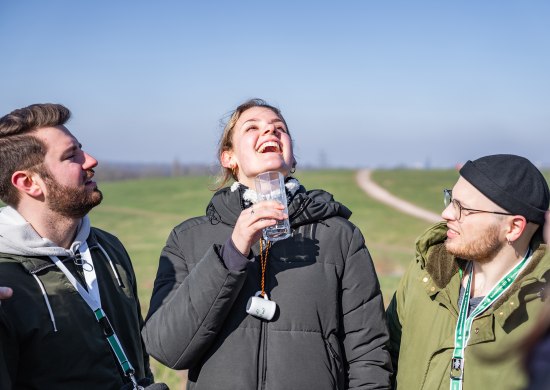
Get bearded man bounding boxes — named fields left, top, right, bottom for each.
left=387, top=154, right=550, bottom=390
left=0, top=104, right=155, bottom=389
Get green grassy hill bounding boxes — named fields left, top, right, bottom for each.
left=371, top=168, right=459, bottom=213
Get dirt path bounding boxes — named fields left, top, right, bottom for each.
left=355, top=169, right=441, bottom=223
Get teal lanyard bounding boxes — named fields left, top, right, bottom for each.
left=93, top=308, right=138, bottom=384
left=50, top=250, right=142, bottom=390
left=450, top=248, right=532, bottom=390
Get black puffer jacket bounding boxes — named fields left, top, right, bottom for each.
left=142, top=184, right=391, bottom=390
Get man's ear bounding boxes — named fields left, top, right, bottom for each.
left=506, top=215, right=528, bottom=243
left=11, top=171, right=44, bottom=197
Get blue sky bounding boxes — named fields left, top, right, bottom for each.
left=1, top=1, right=549, bottom=169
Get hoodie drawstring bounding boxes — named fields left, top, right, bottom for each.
left=97, top=243, right=122, bottom=287
left=31, top=242, right=123, bottom=333
left=31, top=274, right=57, bottom=332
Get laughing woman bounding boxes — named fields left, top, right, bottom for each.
left=142, top=99, right=391, bottom=389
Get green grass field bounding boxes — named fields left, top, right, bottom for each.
left=371, top=168, right=550, bottom=214
left=371, top=168, right=459, bottom=213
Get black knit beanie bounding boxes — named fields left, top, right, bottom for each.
left=459, top=154, right=549, bottom=225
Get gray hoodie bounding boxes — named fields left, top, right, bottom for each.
left=0, top=205, right=90, bottom=257
left=0, top=206, right=90, bottom=257
left=0, top=206, right=121, bottom=329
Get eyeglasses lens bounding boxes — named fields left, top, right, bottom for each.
left=443, top=189, right=451, bottom=207
left=443, top=189, right=461, bottom=219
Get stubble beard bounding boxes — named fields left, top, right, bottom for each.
left=445, top=223, right=504, bottom=263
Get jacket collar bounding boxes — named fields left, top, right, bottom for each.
left=417, top=222, right=549, bottom=315
left=6, top=229, right=100, bottom=275
left=206, top=184, right=352, bottom=228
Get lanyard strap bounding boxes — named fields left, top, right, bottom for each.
left=49, top=242, right=140, bottom=388
left=449, top=248, right=532, bottom=390
left=51, top=242, right=100, bottom=309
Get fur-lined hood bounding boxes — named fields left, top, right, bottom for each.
left=206, top=179, right=352, bottom=228
left=416, top=221, right=549, bottom=307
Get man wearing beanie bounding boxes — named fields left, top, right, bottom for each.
left=387, top=154, right=550, bottom=390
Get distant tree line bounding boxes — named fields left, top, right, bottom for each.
left=95, top=161, right=215, bottom=182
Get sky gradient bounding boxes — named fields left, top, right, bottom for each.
left=1, top=1, right=549, bottom=169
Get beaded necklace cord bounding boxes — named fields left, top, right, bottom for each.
left=259, top=239, right=271, bottom=297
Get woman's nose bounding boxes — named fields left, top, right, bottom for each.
left=263, top=124, right=277, bottom=135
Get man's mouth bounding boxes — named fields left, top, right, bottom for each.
left=447, top=225, right=460, bottom=238
left=257, top=141, right=281, bottom=154
left=84, top=170, right=96, bottom=185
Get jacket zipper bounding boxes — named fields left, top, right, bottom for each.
left=259, top=320, right=268, bottom=390
left=324, top=338, right=343, bottom=389
left=326, top=340, right=337, bottom=360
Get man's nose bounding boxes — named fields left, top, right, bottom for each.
left=441, top=203, right=455, bottom=221
left=82, top=151, right=98, bottom=170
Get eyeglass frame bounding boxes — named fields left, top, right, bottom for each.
left=443, top=189, right=514, bottom=220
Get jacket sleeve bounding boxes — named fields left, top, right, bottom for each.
left=126, top=257, right=154, bottom=382
left=141, top=228, right=248, bottom=369
left=386, top=294, right=401, bottom=390
left=386, top=258, right=416, bottom=389
left=342, top=227, right=392, bottom=389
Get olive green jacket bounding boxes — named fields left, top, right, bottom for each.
left=387, top=222, right=549, bottom=390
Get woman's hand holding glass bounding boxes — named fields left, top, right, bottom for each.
left=231, top=200, right=288, bottom=256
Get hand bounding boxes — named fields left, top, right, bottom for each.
left=0, top=286, right=12, bottom=300
left=231, top=200, right=288, bottom=255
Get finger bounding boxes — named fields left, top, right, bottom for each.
left=0, top=287, right=13, bottom=299
left=248, top=204, right=286, bottom=218
left=249, top=211, right=287, bottom=225
left=254, top=200, right=286, bottom=210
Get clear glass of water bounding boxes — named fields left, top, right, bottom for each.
left=255, top=171, right=291, bottom=242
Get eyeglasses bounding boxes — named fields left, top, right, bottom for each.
left=443, top=189, right=513, bottom=220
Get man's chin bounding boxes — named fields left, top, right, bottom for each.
left=84, top=193, right=103, bottom=214
left=92, top=189, right=103, bottom=204
left=444, top=240, right=462, bottom=258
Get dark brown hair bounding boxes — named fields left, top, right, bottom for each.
left=0, top=103, right=71, bottom=206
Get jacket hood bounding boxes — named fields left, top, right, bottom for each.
left=206, top=181, right=352, bottom=228
left=0, top=206, right=90, bottom=258
left=416, top=221, right=548, bottom=304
